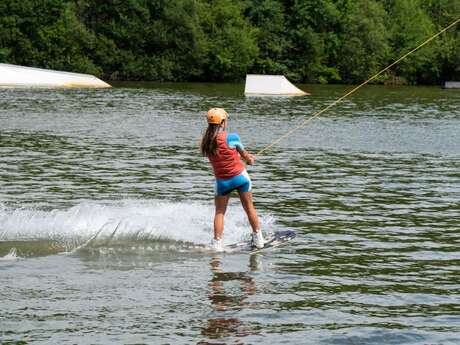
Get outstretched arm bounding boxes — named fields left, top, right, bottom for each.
left=237, top=147, right=255, bottom=165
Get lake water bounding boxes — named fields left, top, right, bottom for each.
left=1, top=83, right=459, bottom=344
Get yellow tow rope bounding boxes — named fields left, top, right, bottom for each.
left=255, top=17, right=460, bottom=157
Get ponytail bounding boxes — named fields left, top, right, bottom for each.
left=200, top=124, right=221, bottom=156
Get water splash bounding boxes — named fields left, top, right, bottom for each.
left=0, top=199, right=274, bottom=257
left=0, top=247, right=18, bottom=261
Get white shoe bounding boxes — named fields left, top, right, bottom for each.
left=251, top=230, right=264, bottom=249
left=211, top=238, right=224, bottom=252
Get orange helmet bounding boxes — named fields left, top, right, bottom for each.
left=207, top=108, right=228, bottom=125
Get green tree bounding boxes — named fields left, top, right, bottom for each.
left=337, top=0, right=390, bottom=83
left=200, top=0, right=258, bottom=81
left=246, top=0, right=289, bottom=75
left=37, top=2, right=100, bottom=75
left=387, top=0, right=436, bottom=84
left=422, top=0, right=460, bottom=83
left=75, top=0, right=209, bottom=81
left=0, top=0, right=458, bottom=84
left=0, top=0, right=100, bottom=75
left=284, top=0, right=341, bottom=83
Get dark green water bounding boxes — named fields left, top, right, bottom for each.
left=0, top=83, right=459, bottom=344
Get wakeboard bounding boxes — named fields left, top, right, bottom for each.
left=226, top=230, right=296, bottom=253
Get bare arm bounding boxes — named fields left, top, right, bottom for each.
left=237, top=147, right=255, bottom=165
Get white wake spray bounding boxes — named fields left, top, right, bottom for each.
left=0, top=199, right=274, bottom=248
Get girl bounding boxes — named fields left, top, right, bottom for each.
left=200, top=108, right=264, bottom=252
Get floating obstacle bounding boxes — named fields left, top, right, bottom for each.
left=443, top=81, right=460, bottom=89
left=0, top=63, right=111, bottom=88
left=244, top=74, right=309, bottom=96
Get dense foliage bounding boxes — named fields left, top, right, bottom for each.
left=0, top=0, right=458, bottom=84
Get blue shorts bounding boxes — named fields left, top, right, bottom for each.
left=215, top=170, right=252, bottom=196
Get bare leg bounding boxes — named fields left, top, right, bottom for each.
left=238, top=191, right=260, bottom=232
left=214, top=194, right=230, bottom=240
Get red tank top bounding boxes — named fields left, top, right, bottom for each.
left=208, top=132, right=245, bottom=179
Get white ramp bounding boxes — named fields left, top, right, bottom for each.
left=0, top=63, right=111, bottom=88
left=244, top=74, right=308, bottom=96
left=444, top=81, right=460, bottom=89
